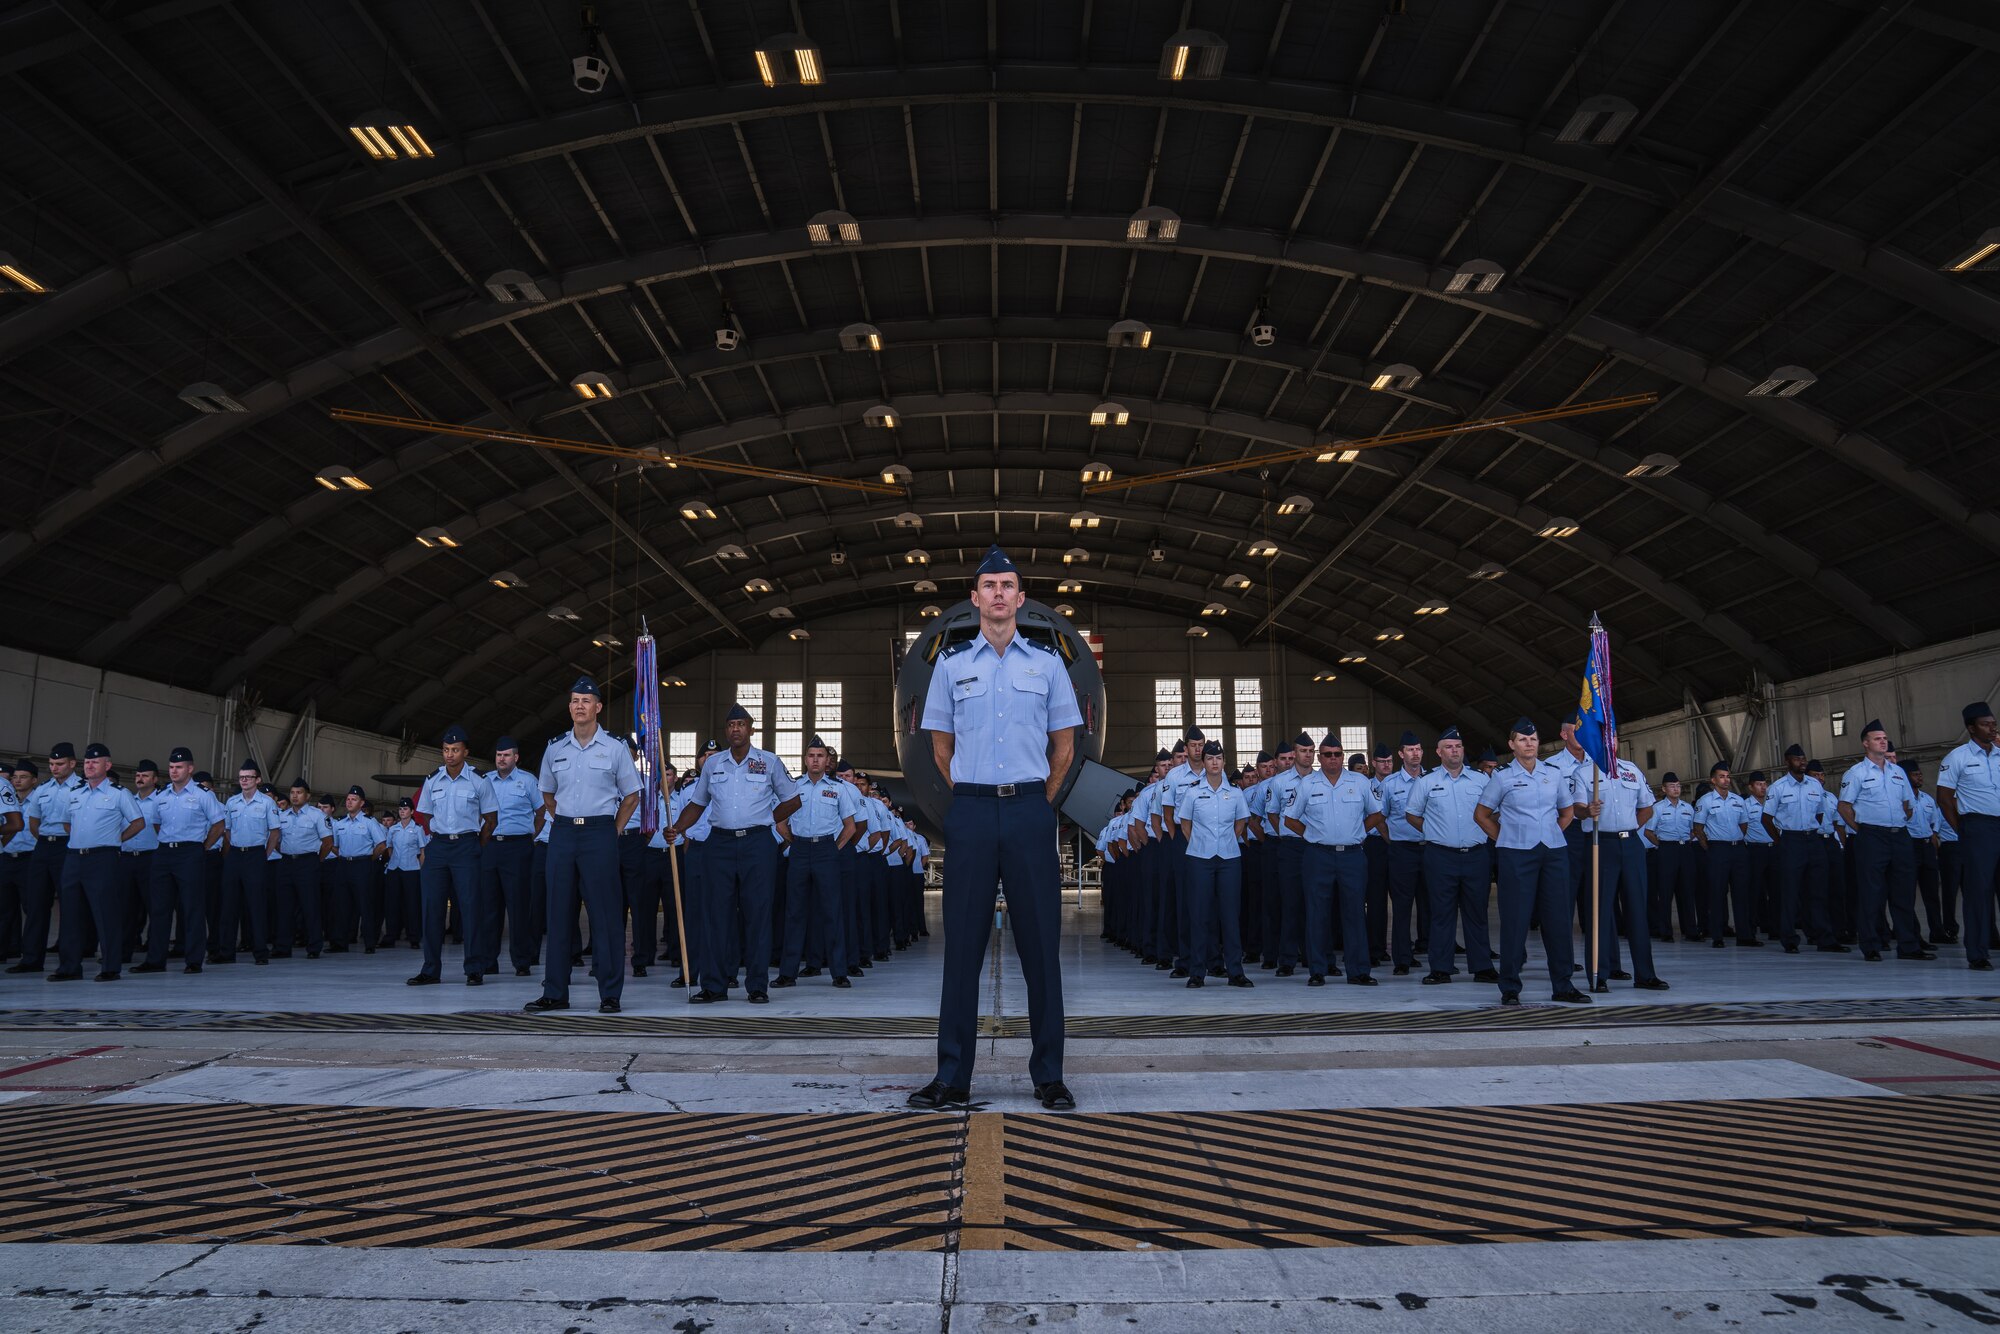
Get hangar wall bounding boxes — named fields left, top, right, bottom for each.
left=0, top=647, right=421, bottom=801
left=1617, top=629, right=2000, bottom=778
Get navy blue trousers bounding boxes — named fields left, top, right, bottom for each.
left=216, top=848, right=268, bottom=962
left=1854, top=826, right=1922, bottom=957
left=0, top=850, right=23, bottom=958
left=1704, top=840, right=1752, bottom=943
left=1592, top=833, right=1656, bottom=985
left=57, top=849, right=122, bottom=976
left=1385, top=840, right=1425, bottom=967
left=543, top=819, right=621, bottom=1002
left=1960, top=814, right=1999, bottom=966
left=1424, top=844, right=1493, bottom=975
left=1776, top=831, right=1830, bottom=948
left=701, top=832, right=776, bottom=995
left=1185, top=854, right=1244, bottom=979
left=420, top=836, right=481, bottom=979
left=782, top=839, right=847, bottom=980
left=483, top=835, right=534, bottom=972
left=1274, top=838, right=1306, bottom=968
left=21, top=840, right=66, bottom=968
left=1496, top=845, right=1575, bottom=998
left=1302, top=843, right=1368, bottom=980
left=1653, top=841, right=1700, bottom=937
left=936, top=789, right=1062, bottom=1089
left=147, top=844, right=208, bottom=967
left=273, top=854, right=322, bottom=954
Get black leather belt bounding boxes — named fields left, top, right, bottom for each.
left=433, top=832, right=475, bottom=841
left=794, top=834, right=835, bottom=844
left=160, top=841, right=203, bottom=849
left=37, top=835, right=66, bottom=845
left=120, top=849, right=150, bottom=855
left=283, top=852, right=318, bottom=859
left=492, top=833, right=526, bottom=841
left=339, top=854, right=372, bottom=861
left=71, top=846, right=113, bottom=856
left=1309, top=842, right=1360, bottom=852
left=714, top=827, right=766, bottom=838
left=952, top=783, right=1037, bottom=798
left=563, top=815, right=611, bottom=827
left=1433, top=844, right=1484, bottom=852
left=1860, top=824, right=1903, bottom=834
left=1779, top=830, right=1817, bottom=837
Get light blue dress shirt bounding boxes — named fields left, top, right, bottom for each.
left=791, top=774, right=861, bottom=838
left=1159, top=761, right=1205, bottom=833
left=487, top=767, right=543, bottom=837
left=332, top=813, right=386, bottom=857
left=1378, top=767, right=1428, bottom=843
left=920, top=632, right=1084, bottom=784
left=223, top=790, right=280, bottom=849
left=1567, top=760, right=1652, bottom=833
left=1938, top=810, right=1959, bottom=843
left=1295, top=768, right=1382, bottom=845
left=386, top=818, right=428, bottom=870
left=1766, top=774, right=1822, bottom=833
left=1742, top=796, right=1775, bottom=844
left=1939, top=739, right=2000, bottom=818
left=539, top=728, right=643, bottom=819
left=28, top=775, right=82, bottom=836
left=1695, top=790, right=1747, bottom=843
left=688, top=747, right=798, bottom=830
left=1405, top=765, right=1489, bottom=847
left=1266, top=767, right=1311, bottom=838
left=1906, top=790, right=1940, bottom=840
left=64, top=778, right=142, bottom=850
left=674, top=785, right=715, bottom=843
left=1818, top=787, right=1850, bottom=838
left=1181, top=774, right=1248, bottom=859
left=1477, top=759, right=1570, bottom=851
left=124, top=790, right=160, bottom=852
left=0, top=783, right=24, bottom=851
left=1839, top=757, right=1914, bottom=828
left=1645, top=799, right=1695, bottom=844
left=153, top=780, right=224, bottom=844
left=277, top=804, right=333, bottom=855
left=418, top=765, right=499, bottom=835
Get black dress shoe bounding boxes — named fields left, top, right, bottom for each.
left=1274, top=965, right=1295, bottom=977
left=1898, top=950, right=1937, bottom=961
left=1472, top=968, right=1500, bottom=983
left=1207, top=966, right=1225, bottom=978
left=1347, top=975, right=1378, bottom=986
left=1422, top=971, right=1451, bottom=985
left=1971, top=960, right=1995, bottom=972
left=875, top=952, right=889, bottom=962
left=253, top=957, right=268, bottom=966
left=907, top=1080, right=970, bottom=1110
left=1551, top=989, right=1592, bottom=1003
left=1227, top=975, right=1253, bottom=988
left=465, top=974, right=483, bottom=986
left=1863, top=951, right=1883, bottom=961
left=670, top=975, right=689, bottom=988
left=183, top=963, right=202, bottom=974
left=1784, top=944, right=1800, bottom=954
left=306, top=950, right=320, bottom=960
left=1392, top=965, right=1410, bottom=976
left=1610, top=969, right=1631, bottom=981
left=772, top=975, right=796, bottom=988
left=688, top=989, right=726, bottom=1004
left=132, top=961, right=166, bottom=974
left=1185, top=976, right=1204, bottom=988
left=93, top=971, right=120, bottom=982
left=1169, top=967, right=1189, bottom=979
left=801, top=967, right=822, bottom=977
left=46, top=971, right=82, bottom=981
left=631, top=965, right=647, bottom=978
left=1307, top=974, right=1325, bottom=987
left=599, top=999, right=620, bottom=1014
left=1034, top=1081, right=1076, bottom=1111
left=3, top=962, right=38, bottom=974
left=833, top=975, right=852, bottom=988
left=1499, top=992, right=1521, bottom=1006
left=1737, top=939, right=1763, bottom=948
left=327, top=943, right=348, bottom=954
left=523, top=996, right=568, bottom=1013
left=515, top=966, right=532, bottom=976
left=1818, top=943, right=1851, bottom=953
left=748, top=991, right=769, bottom=1004
left=848, top=968, right=865, bottom=979
left=407, top=974, right=439, bottom=986
left=1711, top=939, right=1726, bottom=949
left=364, top=947, right=376, bottom=955
left=1634, top=978, right=1670, bottom=990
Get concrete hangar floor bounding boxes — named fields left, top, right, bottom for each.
left=3, top=895, right=1998, bottom=1332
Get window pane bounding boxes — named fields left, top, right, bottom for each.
left=667, top=732, right=697, bottom=771
left=775, top=732, right=802, bottom=772
left=1232, top=677, right=1261, bottom=760
left=1155, top=727, right=1182, bottom=755
left=1300, top=726, right=1327, bottom=752
left=734, top=682, right=764, bottom=749
left=815, top=681, right=843, bottom=732
left=818, top=730, right=842, bottom=758
left=776, top=681, right=804, bottom=728
left=1154, top=677, right=1182, bottom=728
left=1340, top=726, right=1369, bottom=758
left=1193, top=677, right=1222, bottom=728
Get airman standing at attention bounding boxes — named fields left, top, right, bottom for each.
left=11, top=742, right=82, bottom=976
left=1577, top=752, right=1667, bottom=994
left=1263, top=732, right=1316, bottom=977
left=1404, top=727, right=1495, bottom=986
left=777, top=735, right=858, bottom=989
left=134, top=748, right=223, bottom=975
left=528, top=679, right=643, bottom=1014
left=1644, top=774, right=1699, bottom=940
left=908, top=545, right=1080, bottom=1112
left=412, top=725, right=497, bottom=986
left=1474, top=718, right=1590, bottom=1007
left=329, top=787, right=386, bottom=954
left=1937, top=702, right=1999, bottom=971
left=1839, top=720, right=1928, bottom=962
left=1694, top=762, right=1754, bottom=948
left=1768, top=745, right=1841, bottom=954
left=1179, top=740, right=1252, bottom=989
left=1378, top=730, right=1429, bottom=976
left=216, top=762, right=280, bottom=965
left=1287, top=734, right=1385, bottom=986
left=50, top=742, right=145, bottom=982
left=484, top=737, right=543, bottom=979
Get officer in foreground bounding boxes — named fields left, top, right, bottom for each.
left=909, top=545, right=1081, bottom=1112
left=529, top=678, right=642, bottom=1013
left=51, top=742, right=144, bottom=980
left=1474, top=717, right=1590, bottom=1006
left=1938, top=701, right=1998, bottom=971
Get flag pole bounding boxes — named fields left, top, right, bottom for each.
left=1586, top=612, right=1607, bottom=991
